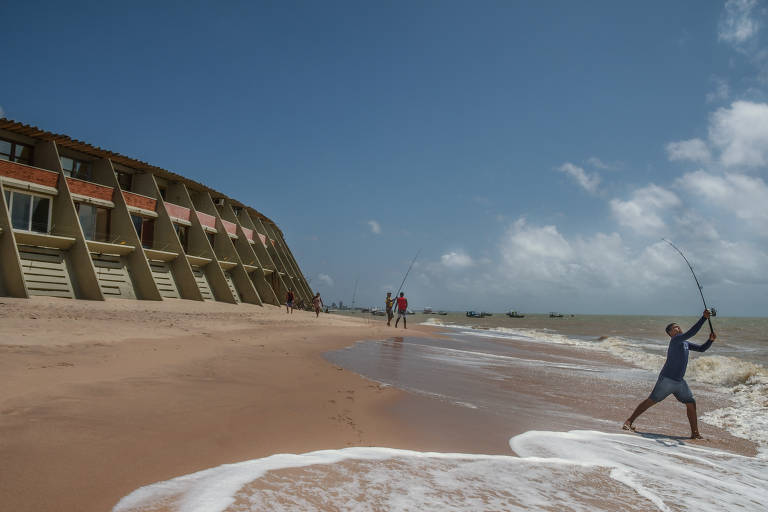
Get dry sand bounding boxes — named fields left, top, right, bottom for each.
left=0, top=297, right=453, bottom=512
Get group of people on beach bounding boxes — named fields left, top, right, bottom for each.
left=285, top=289, right=324, bottom=318
left=385, top=291, right=408, bottom=328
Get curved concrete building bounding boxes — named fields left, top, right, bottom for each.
left=0, top=118, right=312, bottom=306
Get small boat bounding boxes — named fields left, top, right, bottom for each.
left=506, top=310, right=525, bottom=318
left=423, top=307, right=433, bottom=314
left=466, top=311, right=492, bottom=318
left=436, top=311, right=448, bottom=315
left=371, top=308, right=386, bottom=316
left=549, top=312, right=564, bottom=318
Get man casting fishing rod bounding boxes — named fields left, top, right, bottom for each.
left=623, top=309, right=716, bottom=439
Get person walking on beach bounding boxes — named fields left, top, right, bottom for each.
left=623, top=309, right=716, bottom=439
left=286, top=289, right=294, bottom=314
left=385, top=292, right=395, bottom=326
left=313, top=292, right=323, bottom=318
left=394, top=292, right=408, bottom=329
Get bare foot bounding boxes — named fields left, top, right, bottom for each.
left=690, top=432, right=704, bottom=440
left=622, top=420, right=636, bottom=432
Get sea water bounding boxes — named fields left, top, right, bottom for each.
left=113, top=314, right=768, bottom=512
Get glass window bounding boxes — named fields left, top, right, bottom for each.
left=31, top=196, right=50, bottom=232
left=116, top=171, right=133, bottom=190
left=0, top=138, right=33, bottom=165
left=207, top=232, right=215, bottom=248
left=10, top=192, right=31, bottom=230
left=60, top=156, right=91, bottom=180
left=5, top=190, right=51, bottom=233
left=0, top=140, right=11, bottom=160
left=174, top=223, right=188, bottom=251
left=130, top=214, right=154, bottom=249
left=77, top=203, right=109, bottom=242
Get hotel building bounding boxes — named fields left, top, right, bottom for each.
left=0, top=118, right=313, bottom=306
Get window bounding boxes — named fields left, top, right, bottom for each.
left=174, top=223, right=189, bottom=251
left=4, top=189, right=51, bottom=233
left=76, top=203, right=110, bottom=242
left=116, top=171, right=133, bottom=191
left=130, top=214, right=154, bottom=249
left=60, top=156, right=92, bottom=180
left=206, top=232, right=216, bottom=248
left=0, top=137, right=34, bottom=165
left=158, top=187, right=167, bottom=200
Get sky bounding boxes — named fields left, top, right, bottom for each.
left=2, top=1, right=767, bottom=316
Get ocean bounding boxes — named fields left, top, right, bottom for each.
left=113, top=313, right=768, bottom=512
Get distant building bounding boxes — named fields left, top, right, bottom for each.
left=0, top=118, right=312, bottom=305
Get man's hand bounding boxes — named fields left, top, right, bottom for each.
left=708, top=331, right=717, bottom=342
left=703, top=309, right=711, bottom=319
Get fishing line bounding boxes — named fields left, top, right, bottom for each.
left=662, top=238, right=716, bottom=333
left=395, top=249, right=421, bottom=298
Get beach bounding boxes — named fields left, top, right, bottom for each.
left=1, top=299, right=766, bottom=511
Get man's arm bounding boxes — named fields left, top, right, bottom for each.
left=689, top=331, right=716, bottom=352
left=677, top=311, right=709, bottom=341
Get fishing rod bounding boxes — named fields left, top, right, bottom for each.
left=395, top=249, right=421, bottom=298
left=662, top=239, right=716, bottom=333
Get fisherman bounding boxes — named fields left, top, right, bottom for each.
left=286, top=289, right=294, bottom=314
left=385, top=292, right=396, bottom=326
left=394, top=292, right=408, bottom=329
left=623, top=309, right=716, bottom=439
left=312, top=292, right=323, bottom=318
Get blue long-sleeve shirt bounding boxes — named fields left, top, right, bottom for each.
left=659, top=316, right=713, bottom=381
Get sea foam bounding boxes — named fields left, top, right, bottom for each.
left=113, top=431, right=768, bottom=512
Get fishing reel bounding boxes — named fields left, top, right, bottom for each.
left=708, top=307, right=717, bottom=317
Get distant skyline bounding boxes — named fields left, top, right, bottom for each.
left=2, top=1, right=767, bottom=315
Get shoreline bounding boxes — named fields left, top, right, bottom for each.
left=0, top=297, right=759, bottom=511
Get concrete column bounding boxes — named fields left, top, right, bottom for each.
left=43, top=141, right=104, bottom=300
left=232, top=208, right=279, bottom=305
left=152, top=179, right=203, bottom=301
left=183, top=187, right=235, bottom=304
left=253, top=214, right=302, bottom=305
left=92, top=159, right=161, bottom=300
left=0, top=181, right=29, bottom=297
left=208, top=197, right=261, bottom=305
left=264, top=221, right=313, bottom=301
left=245, top=211, right=290, bottom=304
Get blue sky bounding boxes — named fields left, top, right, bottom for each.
left=2, top=1, right=767, bottom=315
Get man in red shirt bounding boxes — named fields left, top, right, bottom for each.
left=395, top=292, right=408, bottom=329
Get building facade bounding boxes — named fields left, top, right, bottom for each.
left=0, top=119, right=313, bottom=306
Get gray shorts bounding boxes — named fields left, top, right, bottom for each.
left=649, top=376, right=695, bottom=403
left=397, top=310, right=407, bottom=319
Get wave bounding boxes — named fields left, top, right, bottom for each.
left=421, top=318, right=768, bottom=449
left=113, top=430, right=768, bottom=512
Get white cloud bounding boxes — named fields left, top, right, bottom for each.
left=666, top=138, right=712, bottom=164
left=317, top=273, right=334, bottom=287
left=586, top=157, right=610, bottom=169
left=557, top=162, right=601, bottom=193
left=678, top=170, right=768, bottom=235
left=719, top=0, right=760, bottom=45
left=709, top=101, right=768, bottom=168
left=367, top=220, right=381, bottom=234
left=441, top=251, right=474, bottom=268
left=706, top=77, right=730, bottom=103
left=610, top=185, right=681, bottom=236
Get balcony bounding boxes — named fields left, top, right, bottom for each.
left=165, top=202, right=191, bottom=225
left=196, top=211, right=217, bottom=232
left=123, top=191, right=157, bottom=215
left=221, top=219, right=238, bottom=238
left=0, top=160, right=59, bottom=193
left=257, top=232, right=267, bottom=247
left=241, top=226, right=255, bottom=243
left=66, top=177, right=114, bottom=205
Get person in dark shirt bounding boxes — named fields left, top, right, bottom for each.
left=623, top=309, right=716, bottom=439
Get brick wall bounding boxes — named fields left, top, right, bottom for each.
left=123, top=191, right=157, bottom=212
left=165, top=202, right=191, bottom=222
left=221, top=218, right=237, bottom=235
left=196, top=211, right=216, bottom=229
left=0, top=160, right=59, bottom=188
left=66, top=178, right=114, bottom=201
